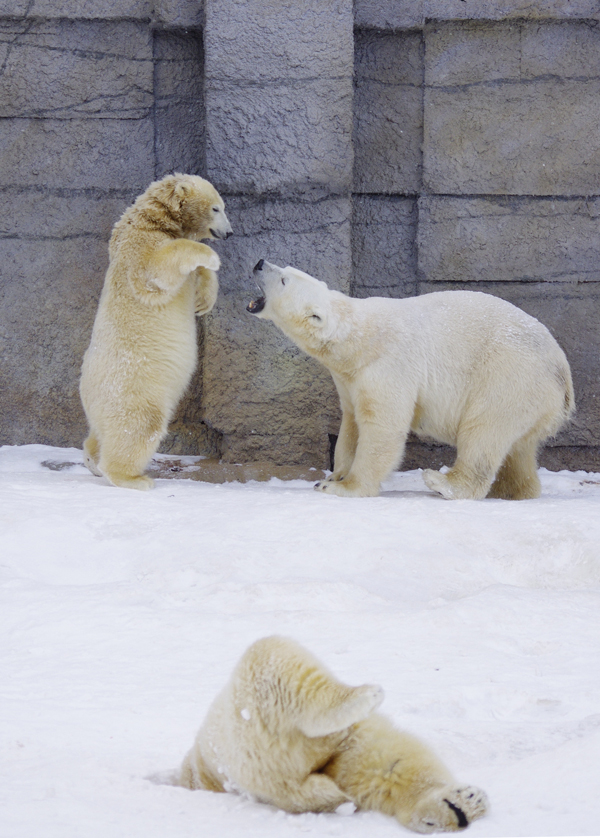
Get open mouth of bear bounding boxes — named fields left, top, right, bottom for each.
left=246, top=296, right=266, bottom=314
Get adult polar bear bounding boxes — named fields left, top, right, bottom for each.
left=247, top=261, right=574, bottom=500
left=179, top=636, right=488, bottom=833
left=80, top=174, right=232, bottom=490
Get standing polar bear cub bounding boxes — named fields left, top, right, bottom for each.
left=179, top=636, right=488, bottom=832
left=80, top=174, right=232, bottom=490
left=247, top=261, right=574, bottom=499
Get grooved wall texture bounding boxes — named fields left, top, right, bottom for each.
left=1, top=0, right=599, bottom=470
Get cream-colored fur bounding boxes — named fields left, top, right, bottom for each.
left=178, top=636, right=488, bottom=833
left=248, top=261, right=574, bottom=499
left=179, top=636, right=383, bottom=813
left=324, top=714, right=488, bottom=833
left=79, top=174, right=232, bottom=490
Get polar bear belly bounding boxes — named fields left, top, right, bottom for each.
left=150, top=285, right=199, bottom=401
left=409, top=393, right=464, bottom=447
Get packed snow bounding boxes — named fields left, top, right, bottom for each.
left=1, top=444, right=599, bottom=838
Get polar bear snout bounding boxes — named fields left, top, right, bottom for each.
left=247, top=296, right=266, bottom=314
left=247, top=260, right=272, bottom=313
left=210, top=227, right=232, bottom=240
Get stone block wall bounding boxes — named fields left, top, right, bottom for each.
left=1, top=0, right=599, bottom=471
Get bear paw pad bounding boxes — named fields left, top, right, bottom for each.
left=410, top=785, right=489, bottom=833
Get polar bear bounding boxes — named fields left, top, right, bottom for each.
left=79, top=174, right=232, bottom=490
left=178, top=636, right=488, bottom=833
left=247, top=261, right=574, bottom=500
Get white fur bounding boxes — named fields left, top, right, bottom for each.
left=178, top=636, right=488, bottom=832
left=79, top=174, right=232, bottom=490
left=248, top=262, right=574, bottom=499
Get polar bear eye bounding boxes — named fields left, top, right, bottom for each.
left=310, top=313, right=322, bottom=322
left=212, top=206, right=220, bottom=213
left=281, top=277, right=286, bottom=286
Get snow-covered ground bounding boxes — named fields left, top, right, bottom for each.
left=1, top=444, right=599, bottom=838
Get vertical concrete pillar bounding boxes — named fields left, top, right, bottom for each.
left=201, top=0, right=355, bottom=465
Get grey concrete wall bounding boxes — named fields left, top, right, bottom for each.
left=353, top=5, right=600, bottom=469
left=1, top=0, right=599, bottom=471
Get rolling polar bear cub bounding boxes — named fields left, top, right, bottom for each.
left=247, top=261, right=574, bottom=499
left=80, top=174, right=232, bottom=490
left=179, top=636, right=488, bottom=832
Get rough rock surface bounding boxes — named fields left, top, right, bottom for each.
left=1, top=1, right=599, bottom=470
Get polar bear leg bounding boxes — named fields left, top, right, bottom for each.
left=323, top=380, right=358, bottom=483
left=408, top=785, right=489, bottom=833
left=279, top=773, right=350, bottom=813
left=487, top=433, right=541, bottom=499
left=98, top=405, right=166, bottom=490
left=83, top=431, right=102, bottom=477
left=179, top=746, right=225, bottom=792
left=297, top=683, right=384, bottom=737
left=423, top=459, right=497, bottom=501
left=327, top=406, right=359, bottom=482
left=316, top=419, right=409, bottom=497
left=324, top=715, right=488, bottom=833
left=424, top=423, right=512, bottom=500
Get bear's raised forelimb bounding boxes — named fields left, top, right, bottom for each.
left=193, top=266, right=219, bottom=316
left=136, top=240, right=220, bottom=304
left=296, top=683, right=384, bottom=737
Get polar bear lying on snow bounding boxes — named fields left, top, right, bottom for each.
left=79, top=174, right=232, bottom=490
left=247, top=261, right=574, bottom=499
left=179, top=636, right=488, bottom=833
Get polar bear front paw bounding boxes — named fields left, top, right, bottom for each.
left=314, top=477, right=378, bottom=498
left=194, top=268, right=219, bottom=316
left=409, top=786, right=489, bottom=833
left=204, top=250, right=221, bottom=272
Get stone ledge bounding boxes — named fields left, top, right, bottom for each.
left=40, top=450, right=600, bottom=482
left=402, top=440, right=600, bottom=473
left=145, top=458, right=327, bottom=483
left=354, top=0, right=600, bottom=30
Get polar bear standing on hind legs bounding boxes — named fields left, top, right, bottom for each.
left=179, top=636, right=488, bottom=832
left=79, top=174, right=232, bottom=490
left=247, top=261, right=574, bottom=500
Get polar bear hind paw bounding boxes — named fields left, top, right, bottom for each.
left=422, top=469, right=456, bottom=500
left=409, top=786, right=489, bottom=833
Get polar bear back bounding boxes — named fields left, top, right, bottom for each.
left=350, top=290, right=571, bottom=446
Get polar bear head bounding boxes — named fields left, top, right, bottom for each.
left=134, top=173, right=233, bottom=241
left=246, top=260, right=350, bottom=356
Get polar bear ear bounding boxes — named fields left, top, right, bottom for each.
left=173, top=181, right=190, bottom=205
left=155, top=176, right=190, bottom=216
left=308, top=306, right=325, bottom=324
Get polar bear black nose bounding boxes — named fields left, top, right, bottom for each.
left=254, top=259, right=264, bottom=272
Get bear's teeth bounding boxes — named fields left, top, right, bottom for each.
left=246, top=296, right=265, bottom=313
